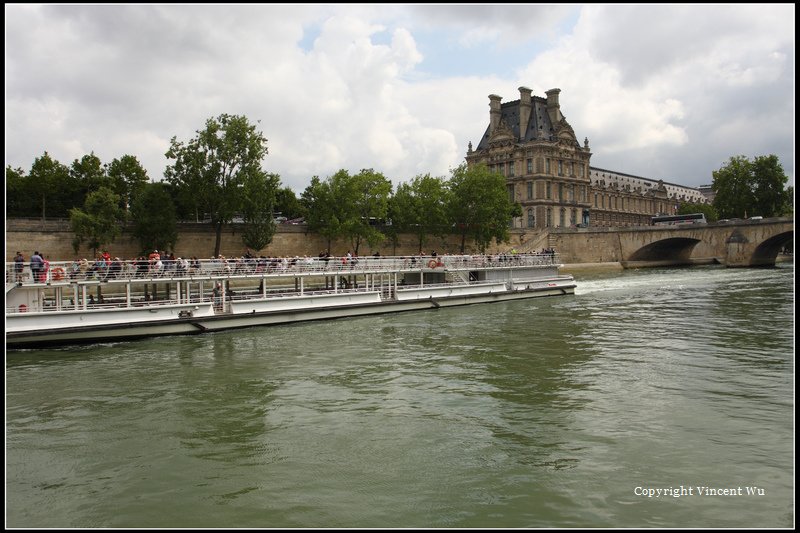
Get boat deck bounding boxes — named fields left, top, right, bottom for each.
left=6, top=254, right=567, bottom=316
left=6, top=253, right=561, bottom=286
left=6, top=253, right=575, bottom=347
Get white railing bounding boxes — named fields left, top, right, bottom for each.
left=5, top=253, right=560, bottom=285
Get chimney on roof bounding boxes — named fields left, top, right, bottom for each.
left=518, top=87, right=532, bottom=141
left=489, top=94, right=502, bottom=133
left=545, top=88, right=562, bottom=124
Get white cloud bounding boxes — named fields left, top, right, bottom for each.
left=4, top=4, right=794, bottom=194
left=513, top=4, right=794, bottom=183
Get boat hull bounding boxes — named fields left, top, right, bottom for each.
left=6, top=282, right=575, bottom=349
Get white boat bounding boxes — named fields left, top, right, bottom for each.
left=5, top=253, right=576, bottom=348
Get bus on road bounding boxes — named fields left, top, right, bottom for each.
left=651, top=213, right=707, bottom=226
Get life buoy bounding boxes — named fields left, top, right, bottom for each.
left=19, top=304, right=27, bottom=313
left=427, top=259, right=438, bottom=269
left=52, top=267, right=65, bottom=281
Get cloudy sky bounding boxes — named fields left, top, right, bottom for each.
left=5, top=4, right=795, bottom=194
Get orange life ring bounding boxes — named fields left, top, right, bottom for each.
left=19, top=304, right=27, bottom=313
left=52, top=267, right=65, bottom=281
left=427, top=259, right=438, bottom=269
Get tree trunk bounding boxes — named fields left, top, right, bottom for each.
left=214, top=221, right=223, bottom=257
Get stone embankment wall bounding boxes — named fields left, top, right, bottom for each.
left=5, top=219, right=523, bottom=262
left=13, top=218, right=787, bottom=267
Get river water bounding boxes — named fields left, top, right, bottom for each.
left=5, top=263, right=795, bottom=528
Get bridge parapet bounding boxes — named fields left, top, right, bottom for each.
left=530, top=217, right=793, bottom=268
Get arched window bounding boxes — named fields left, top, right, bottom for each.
left=527, top=209, right=535, bottom=228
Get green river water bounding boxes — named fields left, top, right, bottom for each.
left=5, top=263, right=794, bottom=528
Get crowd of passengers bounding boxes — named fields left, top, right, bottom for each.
left=11, top=247, right=558, bottom=283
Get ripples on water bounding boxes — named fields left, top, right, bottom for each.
left=5, top=263, right=794, bottom=528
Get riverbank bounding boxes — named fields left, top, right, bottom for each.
left=560, top=262, right=625, bottom=276
left=563, top=254, right=793, bottom=276
left=6, top=217, right=793, bottom=268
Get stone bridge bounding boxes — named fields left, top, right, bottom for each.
left=527, top=217, right=793, bottom=268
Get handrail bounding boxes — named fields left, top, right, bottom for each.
left=5, top=253, right=561, bottom=285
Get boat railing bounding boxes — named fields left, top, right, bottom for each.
left=5, top=253, right=561, bottom=285
left=5, top=283, right=393, bottom=315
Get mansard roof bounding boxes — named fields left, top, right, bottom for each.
left=590, top=166, right=702, bottom=193
left=475, top=96, right=576, bottom=151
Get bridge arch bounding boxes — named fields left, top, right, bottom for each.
left=626, top=237, right=703, bottom=266
left=748, top=230, right=794, bottom=267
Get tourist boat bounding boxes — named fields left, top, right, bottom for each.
left=5, top=253, right=576, bottom=349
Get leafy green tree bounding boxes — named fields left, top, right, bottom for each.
left=300, top=169, right=392, bottom=255
left=712, top=156, right=752, bottom=219
left=751, top=155, right=791, bottom=218
left=386, top=181, right=414, bottom=254
left=677, top=202, right=718, bottom=222
left=6, top=166, right=34, bottom=217
left=69, top=186, right=125, bottom=256
left=448, top=163, right=517, bottom=253
left=107, top=154, right=150, bottom=214
left=712, top=154, right=791, bottom=218
left=129, top=182, right=178, bottom=254
left=275, top=186, right=305, bottom=220
left=71, top=153, right=111, bottom=200
left=241, top=172, right=280, bottom=251
left=782, top=186, right=794, bottom=216
left=339, top=168, right=393, bottom=255
left=301, top=175, right=342, bottom=253
left=165, top=113, right=269, bottom=256
left=28, top=152, right=71, bottom=220
left=389, top=174, right=449, bottom=253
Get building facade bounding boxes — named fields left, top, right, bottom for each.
left=465, top=87, right=709, bottom=229
left=587, top=168, right=708, bottom=227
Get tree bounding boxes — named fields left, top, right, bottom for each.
left=339, top=168, right=393, bottom=255
left=447, top=163, right=517, bottom=253
left=389, top=174, right=449, bottom=253
left=712, top=154, right=791, bottom=219
left=107, top=154, right=150, bottom=214
left=129, top=182, right=178, bottom=254
left=751, top=155, right=791, bottom=218
left=27, top=152, right=71, bottom=220
left=275, top=186, right=305, bottom=220
left=71, top=152, right=111, bottom=201
left=6, top=166, right=33, bottom=217
left=165, top=113, right=269, bottom=256
left=782, top=186, right=794, bottom=216
left=677, top=202, right=718, bottom=222
left=300, top=169, right=393, bottom=255
left=301, top=175, right=342, bottom=253
left=240, top=171, right=280, bottom=251
left=69, top=186, right=125, bottom=256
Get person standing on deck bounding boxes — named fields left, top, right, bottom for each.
left=30, top=251, right=43, bottom=283
left=14, top=251, right=24, bottom=282
left=212, top=282, right=223, bottom=311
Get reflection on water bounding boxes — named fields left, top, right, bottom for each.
left=6, top=263, right=794, bottom=528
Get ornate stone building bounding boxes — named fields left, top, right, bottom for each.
left=587, top=168, right=708, bottom=227
left=465, top=87, right=709, bottom=229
